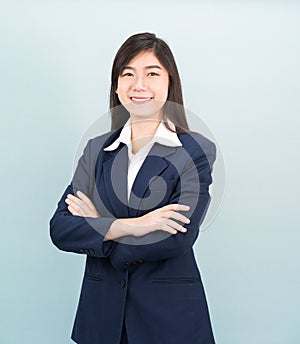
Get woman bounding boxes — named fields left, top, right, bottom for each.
left=50, top=32, right=216, bottom=344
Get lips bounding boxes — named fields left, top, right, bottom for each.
left=130, top=96, right=153, bottom=104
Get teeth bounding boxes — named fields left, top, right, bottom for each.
left=131, top=97, right=151, bottom=102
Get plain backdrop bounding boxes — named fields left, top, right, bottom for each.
left=0, top=1, right=299, bottom=343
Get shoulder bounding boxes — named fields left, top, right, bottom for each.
left=178, top=131, right=216, bottom=159
left=84, top=128, right=122, bottom=153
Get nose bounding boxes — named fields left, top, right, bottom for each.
left=132, top=76, right=147, bottom=91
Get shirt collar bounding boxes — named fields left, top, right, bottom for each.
left=103, top=117, right=182, bottom=152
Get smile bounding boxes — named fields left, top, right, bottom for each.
left=130, top=97, right=153, bottom=104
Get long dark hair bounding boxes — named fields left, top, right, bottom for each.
left=109, top=32, right=189, bottom=133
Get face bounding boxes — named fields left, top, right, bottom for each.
left=115, top=50, right=169, bottom=120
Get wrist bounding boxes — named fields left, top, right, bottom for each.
left=105, top=217, right=139, bottom=240
left=118, top=217, right=139, bottom=236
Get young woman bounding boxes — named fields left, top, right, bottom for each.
left=50, top=32, right=217, bottom=344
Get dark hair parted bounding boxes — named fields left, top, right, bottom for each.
left=109, top=32, right=189, bottom=133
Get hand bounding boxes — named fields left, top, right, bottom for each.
left=127, top=204, right=191, bottom=237
left=65, top=191, right=100, bottom=218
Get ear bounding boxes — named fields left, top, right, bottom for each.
left=115, top=88, right=118, bottom=94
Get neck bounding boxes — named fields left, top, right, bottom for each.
left=129, top=114, right=162, bottom=154
left=130, top=113, right=162, bottom=140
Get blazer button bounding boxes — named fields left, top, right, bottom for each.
left=120, top=280, right=126, bottom=288
left=138, top=259, right=144, bottom=264
left=89, top=249, right=95, bottom=256
left=125, top=262, right=131, bottom=266
left=79, top=249, right=84, bottom=253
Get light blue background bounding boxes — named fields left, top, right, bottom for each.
left=1, top=1, right=299, bottom=343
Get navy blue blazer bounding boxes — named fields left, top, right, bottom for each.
left=50, top=126, right=217, bottom=344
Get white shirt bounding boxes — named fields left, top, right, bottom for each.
left=104, top=118, right=182, bottom=201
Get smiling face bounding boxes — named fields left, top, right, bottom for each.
left=115, top=50, right=169, bottom=121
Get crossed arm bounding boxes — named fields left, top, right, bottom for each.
left=65, top=191, right=190, bottom=239
left=50, top=138, right=216, bottom=270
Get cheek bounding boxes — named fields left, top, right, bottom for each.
left=115, top=82, right=131, bottom=105
left=156, top=78, right=169, bottom=99
left=164, top=80, right=169, bottom=96
left=117, top=92, right=126, bottom=104
left=116, top=83, right=127, bottom=97
left=116, top=77, right=126, bottom=92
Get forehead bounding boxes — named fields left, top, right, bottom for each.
left=126, top=50, right=163, bottom=68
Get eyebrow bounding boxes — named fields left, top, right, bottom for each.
left=122, top=65, right=162, bottom=70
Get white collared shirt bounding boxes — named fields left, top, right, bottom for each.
left=104, top=118, right=182, bottom=201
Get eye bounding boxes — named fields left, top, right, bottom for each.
left=121, top=72, right=134, bottom=77
left=148, top=72, right=159, bottom=77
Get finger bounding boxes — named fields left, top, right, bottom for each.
left=67, top=194, right=84, bottom=206
left=66, top=197, right=86, bottom=216
left=159, top=223, right=178, bottom=235
left=65, top=197, right=75, bottom=207
left=69, top=202, right=83, bottom=215
left=67, top=205, right=81, bottom=216
left=65, top=197, right=80, bottom=210
left=163, top=204, right=190, bottom=212
left=76, top=191, right=95, bottom=209
left=67, top=194, right=90, bottom=216
left=162, top=219, right=187, bottom=233
left=165, top=210, right=190, bottom=224
left=76, top=192, right=101, bottom=218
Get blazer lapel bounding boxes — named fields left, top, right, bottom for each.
left=101, top=143, right=129, bottom=218
left=128, top=143, right=177, bottom=217
left=99, top=139, right=177, bottom=219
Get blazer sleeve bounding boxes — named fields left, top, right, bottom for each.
left=109, top=138, right=217, bottom=271
left=49, top=139, right=117, bottom=258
